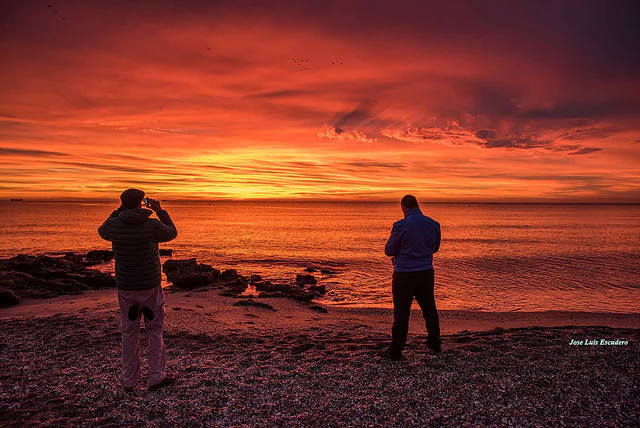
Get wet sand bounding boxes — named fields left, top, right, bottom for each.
left=1, top=290, right=638, bottom=427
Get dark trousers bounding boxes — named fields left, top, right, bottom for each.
left=389, top=268, right=440, bottom=353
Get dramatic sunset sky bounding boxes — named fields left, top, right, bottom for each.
left=1, top=0, right=639, bottom=201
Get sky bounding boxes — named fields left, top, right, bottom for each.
left=1, top=0, right=639, bottom=202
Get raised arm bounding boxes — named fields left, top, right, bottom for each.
left=148, top=199, right=178, bottom=243
left=98, top=207, right=123, bottom=241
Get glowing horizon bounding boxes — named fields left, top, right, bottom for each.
left=1, top=1, right=639, bottom=202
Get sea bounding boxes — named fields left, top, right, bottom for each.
left=1, top=201, right=638, bottom=313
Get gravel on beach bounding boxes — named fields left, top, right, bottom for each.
left=0, top=311, right=638, bottom=427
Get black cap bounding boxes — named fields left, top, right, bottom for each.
left=120, top=188, right=145, bottom=209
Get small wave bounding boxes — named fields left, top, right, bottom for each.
left=223, top=258, right=349, bottom=269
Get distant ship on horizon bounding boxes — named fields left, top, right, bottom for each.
left=9, top=198, right=23, bottom=202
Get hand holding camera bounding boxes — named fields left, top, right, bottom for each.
left=144, top=198, right=162, bottom=212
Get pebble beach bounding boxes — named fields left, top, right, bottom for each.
left=1, top=290, right=638, bottom=427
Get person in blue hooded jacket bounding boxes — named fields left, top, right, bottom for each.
left=381, top=194, right=441, bottom=360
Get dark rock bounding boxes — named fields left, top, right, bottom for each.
left=309, top=305, right=328, bottom=313
left=0, top=290, right=21, bottom=307
left=233, top=299, right=276, bottom=311
left=304, top=267, right=317, bottom=273
left=320, top=269, right=336, bottom=275
left=285, top=289, right=316, bottom=302
left=0, top=253, right=330, bottom=306
left=296, top=274, right=317, bottom=286
left=82, top=270, right=117, bottom=288
left=172, top=274, right=211, bottom=290
left=249, top=280, right=268, bottom=289
left=63, top=253, right=86, bottom=265
left=256, top=291, right=288, bottom=298
left=252, top=281, right=279, bottom=292
left=197, top=264, right=221, bottom=281
left=162, top=258, right=220, bottom=289
left=226, top=279, right=249, bottom=293
left=253, top=278, right=325, bottom=302
left=163, top=258, right=198, bottom=273
left=86, top=250, right=114, bottom=262
left=159, top=249, right=173, bottom=256
left=0, top=254, right=116, bottom=301
left=308, top=284, right=327, bottom=294
left=219, top=269, right=239, bottom=282
left=81, top=259, right=104, bottom=267
left=0, top=271, right=44, bottom=290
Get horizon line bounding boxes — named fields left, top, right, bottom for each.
left=3, top=198, right=639, bottom=205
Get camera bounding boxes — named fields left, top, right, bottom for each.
left=142, top=197, right=150, bottom=207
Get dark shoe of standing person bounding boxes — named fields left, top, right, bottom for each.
left=427, top=338, right=442, bottom=354
left=122, top=384, right=134, bottom=394
left=378, top=347, right=406, bottom=361
left=149, top=376, right=176, bottom=391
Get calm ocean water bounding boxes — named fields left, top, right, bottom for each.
left=0, top=201, right=638, bottom=313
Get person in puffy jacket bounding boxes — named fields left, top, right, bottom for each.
left=98, top=188, right=177, bottom=392
left=381, top=194, right=441, bottom=360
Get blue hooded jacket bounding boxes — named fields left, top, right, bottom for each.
left=385, top=207, right=441, bottom=272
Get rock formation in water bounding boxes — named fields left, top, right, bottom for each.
left=0, top=252, right=327, bottom=307
left=163, top=259, right=327, bottom=302
left=0, top=253, right=116, bottom=304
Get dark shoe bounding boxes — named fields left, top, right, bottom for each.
left=378, top=348, right=406, bottom=361
left=123, top=384, right=134, bottom=394
left=427, top=339, right=442, bottom=354
left=149, top=376, right=176, bottom=391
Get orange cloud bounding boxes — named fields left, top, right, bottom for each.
left=0, top=1, right=639, bottom=202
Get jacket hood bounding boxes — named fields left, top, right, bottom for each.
left=119, top=208, right=153, bottom=224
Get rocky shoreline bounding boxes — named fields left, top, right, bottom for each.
left=0, top=253, right=116, bottom=306
left=0, top=251, right=328, bottom=307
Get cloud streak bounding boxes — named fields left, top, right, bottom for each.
left=0, top=0, right=638, bottom=201
left=0, top=147, right=69, bottom=157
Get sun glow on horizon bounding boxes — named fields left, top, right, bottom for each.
left=1, top=1, right=639, bottom=203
